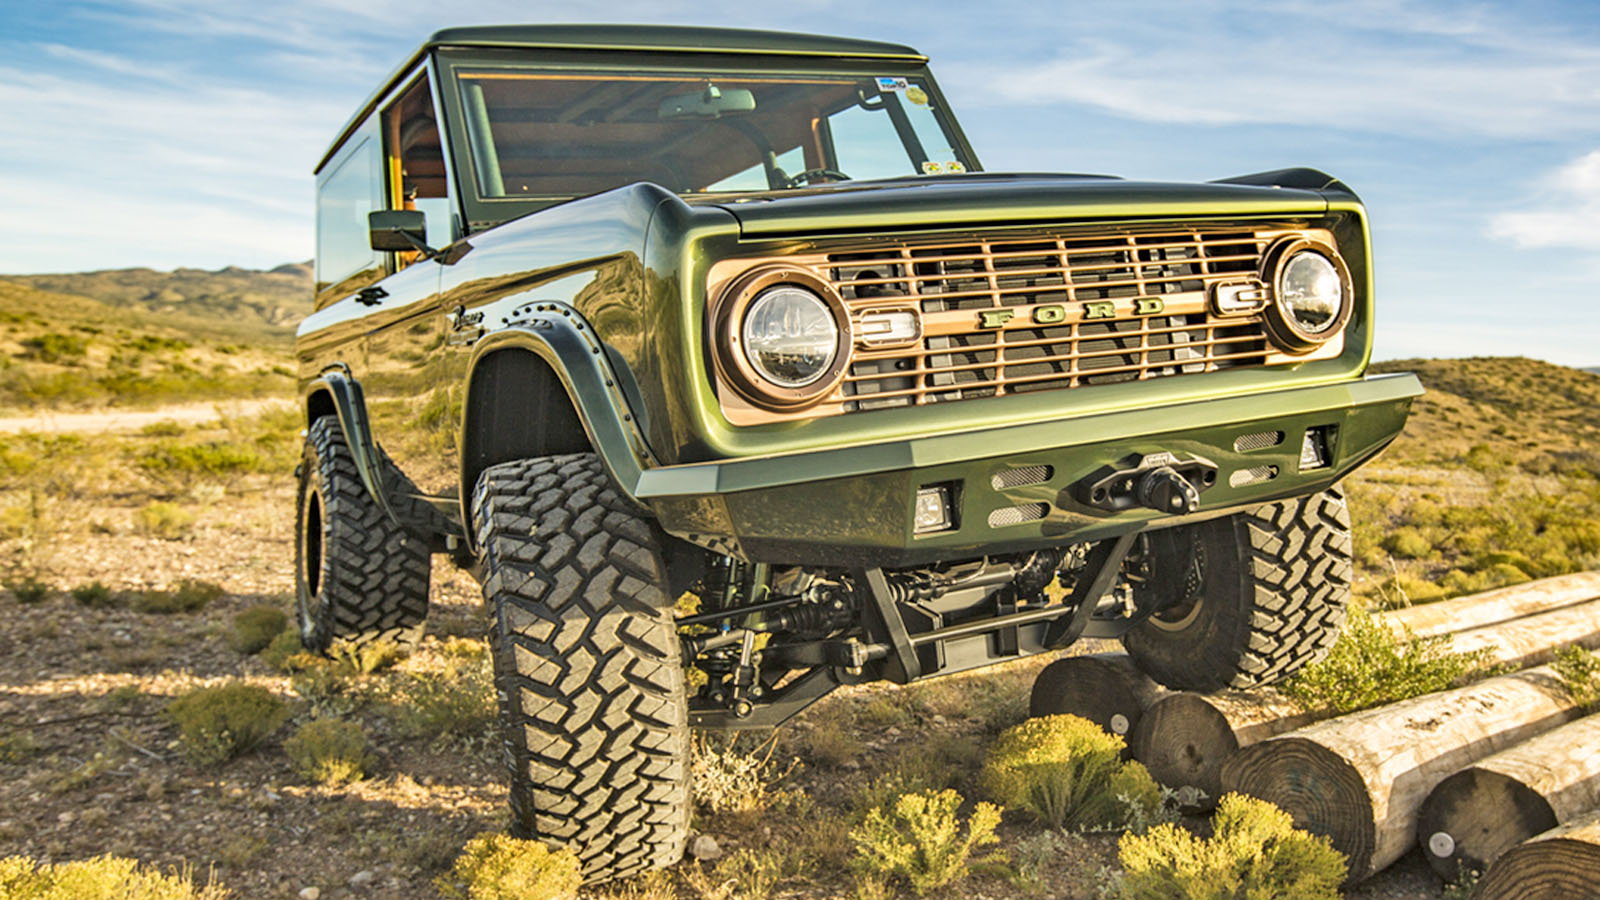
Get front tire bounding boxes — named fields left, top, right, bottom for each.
left=1122, top=488, right=1353, bottom=691
left=473, top=453, right=690, bottom=884
left=294, top=415, right=430, bottom=652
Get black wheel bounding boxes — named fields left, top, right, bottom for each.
left=294, top=415, right=430, bottom=652
left=472, top=453, right=690, bottom=884
left=1121, top=488, right=1352, bottom=691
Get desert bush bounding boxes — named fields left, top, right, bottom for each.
left=20, top=332, right=88, bottom=363
left=132, top=579, right=223, bottom=614
left=682, top=849, right=782, bottom=900
left=1553, top=645, right=1600, bottom=711
left=290, top=663, right=361, bottom=718
left=0, top=728, right=42, bottom=763
left=692, top=732, right=796, bottom=814
left=140, top=419, right=188, bottom=437
left=259, top=629, right=308, bottom=671
left=283, top=719, right=376, bottom=785
left=229, top=605, right=288, bottom=654
left=138, top=441, right=262, bottom=480
left=1282, top=604, right=1488, bottom=716
left=70, top=581, right=118, bottom=608
left=330, top=639, right=404, bottom=674
left=0, top=854, right=228, bottom=899
left=135, top=501, right=196, bottom=539
left=848, top=788, right=1000, bottom=896
left=979, top=714, right=1163, bottom=830
left=1380, top=527, right=1434, bottom=560
left=436, top=833, right=582, bottom=900
left=165, top=683, right=288, bottom=764
left=388, top=643, right=496, bottom=744
left=1114, top=793, right=1345, bottom=900
left=4, top=576, right=51, bottom=605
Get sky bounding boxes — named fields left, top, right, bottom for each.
left=2, top=0, right=1599, bottom=365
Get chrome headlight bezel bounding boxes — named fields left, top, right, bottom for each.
left=1260, top=238, right=1354, bottom=353
left=714, top=266, right=851, bottom=410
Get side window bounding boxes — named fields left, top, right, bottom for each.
left=315, top=126, right=382, bottom=295
left=382, top=76, right=453, bottom=259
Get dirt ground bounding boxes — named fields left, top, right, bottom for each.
left=0, top=413, right=1454, bottom=899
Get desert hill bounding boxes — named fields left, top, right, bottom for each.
left=1, top=262, right=311, bottom=329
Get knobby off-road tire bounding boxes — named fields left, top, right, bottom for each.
left=1122, top=488, right=1352, bottom=692
left=473, top=453, right=690, bottom=884
left=295, top=415, right=430, bottom=652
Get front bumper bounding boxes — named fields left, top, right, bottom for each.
left=641, top=374, right=1421, bottom=567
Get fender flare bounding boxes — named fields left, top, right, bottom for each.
left=461, top=302, right=656, bottom=515
left=302, top=367, right=403, bottom=528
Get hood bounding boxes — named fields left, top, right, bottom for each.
left=688, top=172, right=1333, bottom=237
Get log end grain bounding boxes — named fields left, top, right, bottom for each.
left=1131, top=693, right=1238, bottom=811
left=1417, top=768, right=1558, bottom=880
left=1478, top=835, right=1600, bottom=900
left=1220, top=736, right=1376, bottom=879
left=1029, top=655, right=1152, bottom=739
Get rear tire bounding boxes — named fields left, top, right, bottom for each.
left=294, top=415, right=430, bottom=652
left=473, top=453, right=690, bottom=884
left=1122, top=488, right=1352, bottom=691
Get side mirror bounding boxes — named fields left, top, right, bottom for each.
left=658, top=84, right=756, bottom=120
left=369, top=209, right=428, bottom=252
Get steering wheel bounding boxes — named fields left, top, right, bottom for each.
left=784, top=167, right=851, bottom=188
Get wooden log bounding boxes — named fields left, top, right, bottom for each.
left=1476, top=812, right=1600, bottom=900
left=1131, top=689, right=1316, bottom=810
left=1380, top=571, right=1600, bottom=639
left=1134, top=599, right=1600, bottom=812
left=1219, top=665, right=1583, bottom=881
left=1029, top=653, right=1167, bottom=740
left=1417, top=712, right=1600, bottom=878
left=1440, top=598, right=1600, bottom=671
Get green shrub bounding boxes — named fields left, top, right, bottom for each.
left=70, top=581, right=118, bottom=608
left=0, top=728, right=42, bottom=763
left=259, top=628, right=307, bottom=671
left=139, top=419, right=188, bottom=437
left=1115, top=793, right=1346, bottom=900
left=165, top=683, right=288, bottom=764
left=4, top=576, right=51, bottom=605
left=848, top=788, right=1001, bottom=896
left=138, top=441, right=262, bottom=480
left=1282, top=604, right=1488, bottom=716
left=283, top=719, right=376, bottom=785
left=436, top=833, right=582, bottom=900
left=1553, top=645, right=1600, bottom=711
left=389, top=649, right=496, bottom=744
left=131, top=579, right=223, bottom=614
left=329, top=639, right=404, bottom=674
left=229, top=605, right=287, bottom=654
left=0, top=854, right=228, bottom=899
left=20, top=333, right=88, bottom=362
left=135, top=501, right=196, bottom=539
left=1380, top=527, right=1434, bottom=560
left=979, top=714, right=1163, bottom=830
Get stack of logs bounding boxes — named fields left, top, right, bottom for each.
left=1030, top=571, right=1600, bottom=896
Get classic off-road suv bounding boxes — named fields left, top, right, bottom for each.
left=295, top=24, right=1421, bottom=882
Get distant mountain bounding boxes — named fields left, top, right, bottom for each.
left=0, top=262, right=312, bottom=329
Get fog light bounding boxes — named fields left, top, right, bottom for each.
left=1300, top=427, right=1333, bottom=471
left=914, top=485, right=954, bottom=534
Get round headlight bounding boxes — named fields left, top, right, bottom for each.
left=742, top=286, right=839, bottom=387
left=1278, top=251, right=1343, bottom=335
left=1261, top=239, right=1353, bottom=353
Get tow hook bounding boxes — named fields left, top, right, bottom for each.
left=1073, top=452, right=1218, bottom=515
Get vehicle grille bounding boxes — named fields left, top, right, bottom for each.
left=831, top=229, right=1277, bottom=413
left=711, top=224, right=1336, bottom=424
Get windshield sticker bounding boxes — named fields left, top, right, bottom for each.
left=921, top=161, right=944, bottom=175
left=875, top=77, right=909, bottom=92
left=946, top=160, right=967, bottom=174
left=905, top=85, right=929, bottom=106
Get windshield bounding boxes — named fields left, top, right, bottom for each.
left=452, top=68, right=971, bottom=200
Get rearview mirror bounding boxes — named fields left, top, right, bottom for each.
left=369, top=209, right=427, bottom=252
left=658, top=84, right=755, bottom=120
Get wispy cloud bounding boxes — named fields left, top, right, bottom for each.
left=946, top=0, right=1600, bottom=139
left=1490, top=150, right=1600, bottom=251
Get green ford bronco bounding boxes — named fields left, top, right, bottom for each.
left=295, top=24, right=1421, bottom=883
